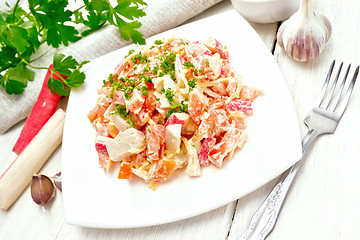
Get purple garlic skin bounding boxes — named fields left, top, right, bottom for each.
left=30, top=174, right=55, bottom=209
left=52, top=172, right=62, bottom=191
left=277, top=0, right=332, bottom=62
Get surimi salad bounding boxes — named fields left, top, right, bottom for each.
left=88, top=37, right=259, bottom=188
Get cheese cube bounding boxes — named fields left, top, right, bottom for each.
left=165, top=124, right=182, bottom=154
left=105, top=128, right=145, bottom=161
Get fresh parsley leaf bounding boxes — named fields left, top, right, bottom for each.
left=0, top=63, right=34, bottom=94
left=63, top=69, right=86, bottom=88
left=0, top=46, right=21, bottom=72
left=1, top=25, right=31, bottom=54
left=29, top=0, right=81, bottom=48
left=80, top=11, right=106, bottom=37
left=47, top=52, right=88, bottom=96
left=53, top=52, right=78, bottom=76
left=87, top=0, right=146, bottom=44
left=0, top=0, right=148, bottom=95
left=114, top=1, right=146, bottom=20
left=47, top=77, right=70, bottom=96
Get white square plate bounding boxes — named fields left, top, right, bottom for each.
left=62, top=10, right=302, bottom=228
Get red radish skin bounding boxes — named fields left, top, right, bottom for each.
left=12, top=65, right=66, bottom=154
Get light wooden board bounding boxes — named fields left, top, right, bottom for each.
left=2, top=0, right=359, bottom=239
left=0, top=1, right=277, bottom=240
left=229, top=0, right=360, bottom=239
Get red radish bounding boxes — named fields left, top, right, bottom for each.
left=12, top=65, right=66, bottom=154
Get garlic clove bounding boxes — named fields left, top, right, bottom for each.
left=30, top=174, right=55, bottom=211
left=277, top=0, right=332, bottom=62
left=51, top=172, right=62, bottom=191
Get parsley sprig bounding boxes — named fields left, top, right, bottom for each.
left=0, top=0, right=147, bottom=95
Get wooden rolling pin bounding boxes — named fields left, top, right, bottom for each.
left=0, top=108, right=65, bottom=211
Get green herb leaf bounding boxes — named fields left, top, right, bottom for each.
left=0, top=0, right=148, bottom=95
left=188, top=79, right=196, bottom=90
left=0, top=63, right=34, bottom=94
left=53, top=52, right=78, bottom=76
left=80, top=11, right=106, bottom=37
left=164, top=88, right=175, bottom=102
left=47, top=52, right=88, bottom=96
left=29, top=0, right=81, bottom=48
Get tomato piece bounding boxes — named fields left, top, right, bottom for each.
left=188, top=90, right=203, bottom=125
left=208, top=96, right=227, bottom=111
left=208, top=127, right=243, bottom=167
left=148, top=159, right=177, bottom=183
left=144, top=93, right=157, bottom=114
left=146, top=125, right=165, bottom=161
left=197, top=108, right=229, bottom=139
left=126, top=90, right=145, bottom=113
left=118, top=162, right=133, bottom=179
left=240, top=86, right=257, bottom=101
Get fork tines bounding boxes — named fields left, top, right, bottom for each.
left=318, top=60, right=359, bottom=116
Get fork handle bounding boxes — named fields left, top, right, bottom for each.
left=240, top=130, right=319, bottom=240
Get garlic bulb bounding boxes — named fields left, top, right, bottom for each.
left=277, top=0, right=332, bottom=62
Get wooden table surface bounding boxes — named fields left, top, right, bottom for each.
left=1, top=0, right=360, bottom=239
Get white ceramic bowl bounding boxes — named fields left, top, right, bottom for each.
left=231, top=0, right=300, bottom=23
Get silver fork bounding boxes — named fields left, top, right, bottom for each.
left=240, top=60, right=359, bottom=240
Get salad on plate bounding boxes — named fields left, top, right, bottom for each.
left=88, top=37, right=259, bottom=188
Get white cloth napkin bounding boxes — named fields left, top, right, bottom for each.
left=0, top=0, right=222, bottom=134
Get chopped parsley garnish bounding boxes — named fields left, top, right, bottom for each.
left=126, top=118, right=135, bottom=128
left=125, top=49, right=135, bottom=58
left=183, top=61, right=203, bottom=75
left=159, top=52, right=176, bottom=79
left=110, top=104, right=128, bottom=118
left=188, top=79, right=196, bottom=90
left=154, top=40, right=164, bottom=45
left=152, top=66, right=160, bottom=74
left=110, top=104, right=135, bottom=129
left=205, top=60, right=210, bottom=67
left=141, top=85, right=148, bottom=96
left=164, top=88, right=175, bottom=102
left=166, top=100, right=188, bottom=118
left=183, top=61, right=195, bottom=69
left=138, top=74, right=152, bottom=84
left=131, top=52, right=150, bottom=64
left=107, top=76, right=142, bottom=100
left=110, top=87, right=115, bottom=99
left=143, top=65, right=150, bottom=73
